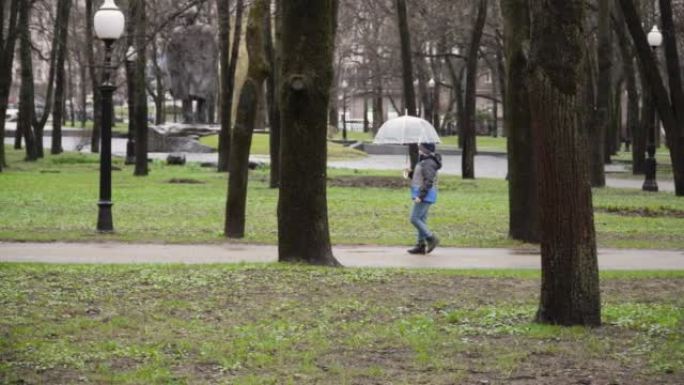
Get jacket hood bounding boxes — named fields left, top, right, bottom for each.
left=423, top=153, right=442, bottom=170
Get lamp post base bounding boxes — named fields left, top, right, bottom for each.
left=642, top=157, right=658, bottom=192
left=125, top=139, right=135, bottom=165
left=97, top=200, right=114, bottom=232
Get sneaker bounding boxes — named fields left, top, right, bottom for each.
left=407, top=242, right=427, bottom=255
left=426, top=235, right=439, bottom=253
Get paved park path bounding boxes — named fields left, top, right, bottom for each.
left=1, top=242, right=682, bottom=270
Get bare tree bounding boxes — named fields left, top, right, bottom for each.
left=395, top=0, right=418, bottom=168
left=0, top=0, right=20, bottom=170
left=217, top=0, right=245, bottom=172
left=462, top=0, right=488, bottom=179
left=619, top=0, right=684, bottom=196
left=225, top=0, right=269, bottom=238
left=17, top=0, right=38, bottom=161
left=132, top=0, right=148, bottom=176
left=51, top=0, right=73, bottom=155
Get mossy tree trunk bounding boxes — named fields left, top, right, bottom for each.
left=267, top=0, right=281, bottom=189
left=217, top=0, right=245, bottom=172
left=225, top=0, right=270, bottom=238
left=277, top=0, right=340, bottom=266
left=529, top=0, right=601, bottom=326
left=462, top=0, right=488, bottom=179
left=502, top=0, right=539, bottom=243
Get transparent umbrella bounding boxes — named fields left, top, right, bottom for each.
left=373, top=115, right=441, bottom=145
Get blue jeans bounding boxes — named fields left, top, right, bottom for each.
left=410, top=201, right=433, bottom=243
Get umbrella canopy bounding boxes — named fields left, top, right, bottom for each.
left=373, top=115, right=441, bottom=145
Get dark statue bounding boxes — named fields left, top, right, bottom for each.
left=165, top=8, right=218, bottom=124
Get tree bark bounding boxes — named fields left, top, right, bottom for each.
left=0, top=0, right=20, bottom=170
left=17, top=0, right=37, bottom=161
left=217, top=0, right=245, bottom=172
left=502, top=0, right=540, bottom=243
left=462, top=0, right=488, bottom=179
left=278, top=0, right=340, bottom=266
left=590, top=0, right=613, bottom=187
left=217, top=0, right=232, bottom=172
left=225, top=0, right=270, bottom=238
left=52, top=0, right=72, bottom=155
left=132, top=0, right=148, bottom=176
left=395, top=0, right=418, bottom=168
left=529, top=0, right=601, bottom=326
left=86, top=0, right=101, bottom=153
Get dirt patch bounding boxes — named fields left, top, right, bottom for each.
left=597, top=206, right=684, bottom=218
left=167, top=178, right=206, bottom=184
left=328, top=175, right=408, bottom=188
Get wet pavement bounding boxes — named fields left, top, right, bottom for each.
left=1, top=242, right=682, bottom=270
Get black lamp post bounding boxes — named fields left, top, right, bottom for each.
left=643, top=25, right=662, bottom=192
left=341, top=80, right=348, bottom=141
left=94, top=0, right=125, bottom=232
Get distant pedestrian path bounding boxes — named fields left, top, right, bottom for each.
left=1, top=242, right=682, bottom=270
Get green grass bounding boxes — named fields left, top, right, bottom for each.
left=1, top=146, right=683, bottom=248
left=199, top=133, right=367, bottom=160
left=0, top=264, right=682, bottom=384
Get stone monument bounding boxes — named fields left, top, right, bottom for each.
left=165, top=8, right=218, bottom=124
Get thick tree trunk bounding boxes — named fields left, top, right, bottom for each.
left=217, top=0, right=245, bottom=172
left=51, top=0, right=72, bottom=155
left=529, top=0, right=601, bottom=326
left=395, top=0, right=418, bottom=168
left=462, top=0, right=488, bottom=179
left=502, top=0, right=540, bottom=243
left=225, top=0, right=269, bottom=238
left=132, top=0, right=148, bottom=176
left=266, top=0, right=281, bottom=189
left=590, top=0, right=613, bottom=187
left=0, top=0, right=20, bottom=170
left=278, top=0, right=340, bottom=266
left=86, top=0, right=101, bottom=153
left=17, top=0, right=37, bottom=161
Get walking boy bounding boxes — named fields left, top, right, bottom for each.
left=407, top=143, right=441, bottom=254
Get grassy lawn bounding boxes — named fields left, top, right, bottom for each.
left=0, top=264, right=682, bottom=384
left=1, top=146, right=683, bottom=248
left=199, top=134, right=367, bottom=160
